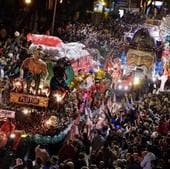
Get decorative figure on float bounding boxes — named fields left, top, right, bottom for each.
left=104, top=52, right=121, bottom=85
left=20, top=48, right=48, bottom=94
left=126, top=28, right=156, bottom=83
left=159, top=59, right=170, bottom=91
left=50, top=57, right=74, bottom=91
left=112, top=58, right=122, bottom=80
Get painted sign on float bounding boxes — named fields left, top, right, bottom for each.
left=10, top=92, right=49, bottom=107
left=0, top=109, right=15, bottom=119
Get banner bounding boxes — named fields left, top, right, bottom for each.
left=10, top=92, right=49, bottom=108
left=0, top=109, right=15, bottom=119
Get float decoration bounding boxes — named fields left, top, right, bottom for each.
left=27, top=34, right=63, bottom=47
left=160, top=15, right=170, bottom=42
left=0, top=131, right=7, bottom=148
left=9, top=48, right=50, bottom=108
left=10, top=92, right=49, bottom=108
left=31, top=122, right=73, bottom=144
left=0, top=34, right=111, bottom=148
left=50, top=57, right=74, bottom=91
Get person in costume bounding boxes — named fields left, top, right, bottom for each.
left=20, top=48, right=48, bottom=94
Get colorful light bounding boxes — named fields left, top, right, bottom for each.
left=21, top=134, right=28, bottom=138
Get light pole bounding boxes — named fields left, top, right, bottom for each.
left=128, top=0, right=131, bottom=11
left=51, top=0, right=58, bottom=35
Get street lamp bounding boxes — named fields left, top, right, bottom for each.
left=51, top=0, right=64, bottom=35
left=51, top=0, right=58, bottom=35
left=25, top=0, right=32, bottom=5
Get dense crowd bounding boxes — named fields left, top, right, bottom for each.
left=55, top=12, right=145, bottom=58
left=1, top=91, right=168, bottom=169
left=0, top=11, right=145, bottom=78
left=0, top=29, right=30, bottom=79
left=0, top=11, right=169, bottom=169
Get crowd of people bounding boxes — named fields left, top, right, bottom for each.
left=1, top=91, right=168, bottom=169
left=55, top=12, right=145, bottom=59
left=0, top=29, right=30, bottom=79
left=0, top=11, right=147, bottom=79
left=0, top=10, right=169, bottom=169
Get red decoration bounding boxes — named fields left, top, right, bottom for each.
left=1, top=121, right=16, bottom=136
left=27, top=33, right=63, bottom=47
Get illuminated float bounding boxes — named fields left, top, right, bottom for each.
left=157, top=15, right=170, bottom=91
left=115, top=28, right=156, bottom=93
left=0, top=34, right=108, bottom=146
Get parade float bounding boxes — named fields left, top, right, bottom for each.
left=115, top=16, right=170, bottom=94
left=0, top=34, right=109, bottom=148
left=158, top=15, right=170, bottom=91
left=114, top=28, right=156, bottom=94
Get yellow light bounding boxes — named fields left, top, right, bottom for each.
left=133, top=77, right=140, bottom=85
left=21, top=134, right=28, bottom=138
left=100, top=0, right=106, bottom=6
left=22, top=108, right=29, bottom=115
left=25, top=0, right=32, bottom=5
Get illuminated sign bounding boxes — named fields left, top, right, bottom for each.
left=10, top=92, right=49, bottom=108
left=0, top=109, right=15, bottom=119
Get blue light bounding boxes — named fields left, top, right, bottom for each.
left=120, top=50, right=126, bottom=65
left=154, top=60, right=163, bottom=75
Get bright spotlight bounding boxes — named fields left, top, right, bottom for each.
left=133, top=77, right=140, bottom=85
